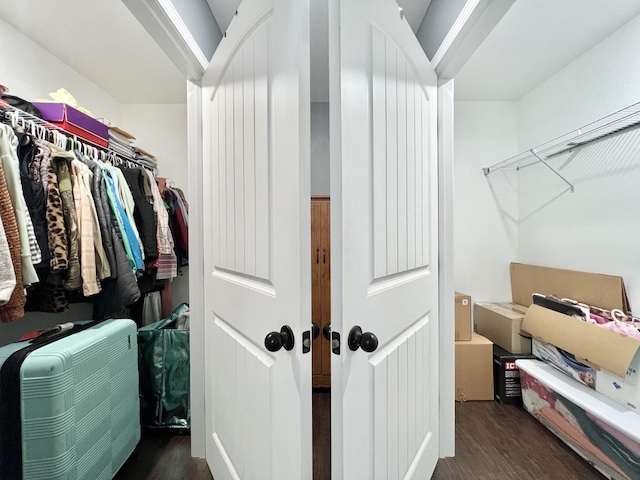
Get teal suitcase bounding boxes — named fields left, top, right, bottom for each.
left=0, top=319, right=140, bottom=479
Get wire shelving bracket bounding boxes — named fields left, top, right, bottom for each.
left=482, top=101, right=640, bottom=193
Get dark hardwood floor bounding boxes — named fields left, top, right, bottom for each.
left=115, top=393, right=605, bottom=479
left=114, top=429, right=212, bottom=480
left=432, top=401, right=603, bottom=480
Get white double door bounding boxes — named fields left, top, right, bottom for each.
left=201, top=0, right=439, bottom=478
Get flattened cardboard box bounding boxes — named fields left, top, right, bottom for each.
left=474, top=302, right=532, bottom=354
left=455, top=292, right=472, bottom=341
left=522, top=304, right=640, bottom=413
left=455, top=333, right=493, bottom=401
left=510, top=263, right=629, bottom=311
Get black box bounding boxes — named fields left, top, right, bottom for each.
left=493, top=345, right=536, bottom=405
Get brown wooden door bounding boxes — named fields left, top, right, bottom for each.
left=311, top=197, right=330, bottom=387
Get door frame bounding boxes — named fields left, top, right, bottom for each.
left=130, top=2, right=458, bottom=461
left=185, top=74, right=457, bottom=461
left=186, top=79, right=206, bottom=457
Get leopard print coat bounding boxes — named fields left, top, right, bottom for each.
left=56, top=161, right=81, bottom=291
left=46, top=158, right=68, bottom=271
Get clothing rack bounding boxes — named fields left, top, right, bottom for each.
left=0, top=103, right=155, bottom=172
left=482, top=101, right=640, bottom=194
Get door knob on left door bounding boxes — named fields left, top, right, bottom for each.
left=348, top=326, right=378, bottom=353
left=264, top=325, right=295, bottom=352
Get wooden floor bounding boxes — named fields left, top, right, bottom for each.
left=114, top=429, right=212, bottom=480
left=115, top=393, right=605, bottom=479
left=432, top=401, right=603, bottom=480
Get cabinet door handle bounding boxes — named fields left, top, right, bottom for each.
left=316, top=248, right=319, bottom=264
left=323, top=248, right=326, bottom=264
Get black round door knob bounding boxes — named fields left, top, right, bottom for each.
left=322, top=323, right=331, bottom=341
left=311, top=322, right=320, bottom=340
left=348, top=326, right=378, bottom=353
left=264, top=325, right=295, bottom=352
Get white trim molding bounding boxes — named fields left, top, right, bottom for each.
left=437, top=79, right=455, bottom=458
left=156, top=0, right=209, bottom=69
left=430, top=0, right=514, bottom=80
left=123, top=0, right=215, bottom=79
left=187, top=79, right=205, bottom=457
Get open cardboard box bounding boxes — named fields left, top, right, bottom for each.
left=476, top=262, right=632, bottom=355
left=519, top=265, right=640, bottom=413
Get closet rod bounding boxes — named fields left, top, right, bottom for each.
left=483, top=101, right=640, bottom=175
left=0, top=104, right=156, bottom=172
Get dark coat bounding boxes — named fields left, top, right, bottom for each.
left=122, top=168, right=158, bottom=262
left=17, top=133, right=49, bottom=267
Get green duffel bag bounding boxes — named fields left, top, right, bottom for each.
left=138, top=303, right=190, bottom=429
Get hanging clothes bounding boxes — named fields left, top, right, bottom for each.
left=165, top=187, right=188, bottom=268
left=75, top=158, right=110, bottom=281
left=0, top=124, right=38, bottom=285
left=114, top=167, right=145, bottom=261
left=103, top=165, right=143, bottom=273
left=17, top=132, right=50, bottom=267
left=0, top=106, right=189, bottom=322
left=146, top=171, right=176, bottom=280
left=122, top=167, right=157, bottom=262
left=0, top=182, right=16, bottom=305
left=71, top=159, right=99, bottom=296
left=92, top=161, right=143, bottom=318
left=77, top=151, right=117, bottom=280
left=0, top=159, right=25, bottom=321
left=55, top=156, right=81, bottom=290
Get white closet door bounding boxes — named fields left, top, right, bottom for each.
left=201, top=0, right=312, bottom=478
left=329, top=0, right=440, bottom=478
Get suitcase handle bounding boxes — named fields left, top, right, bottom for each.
left=30, top=323, right=75, bottom=344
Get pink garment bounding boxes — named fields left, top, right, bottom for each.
left=589, top=313, right=607, bottom=325
left=596, top=320, right=640, bottom=340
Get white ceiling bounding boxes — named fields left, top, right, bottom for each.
left=0, top=0, right=186, bottom=104
left=2, top=0, right=639, bottom=105
left=454, top=0, right=640, bottom=101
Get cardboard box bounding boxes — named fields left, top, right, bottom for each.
left=474, top=302, right=531, bottom=354
left=455, top=292, right=472, bottom=341
left=455, top=333, right=494, bottom=401
left=510, top=262, right=630, bottom=311
left=522, top=303, right=640, bottom=413
left=33, top=102, right=109, bottom=147
left=493, top=345, right=536, bottom=404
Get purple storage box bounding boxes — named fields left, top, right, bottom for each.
left=32, top=102, right=109, bottom=143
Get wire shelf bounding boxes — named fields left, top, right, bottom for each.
left=0, top=103, right=156, bottom=172
left=483, top=102, right=640, bottom=187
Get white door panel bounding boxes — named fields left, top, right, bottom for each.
left=331, top=0, right=439, bottom=478
left=202, top=0, right=311, bottom=478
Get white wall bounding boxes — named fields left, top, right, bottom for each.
left=454, top=15, right=640, bottom=312
left=0, top=16, right=122, bottom=125
left=121, top=103, right=188, bottom=188
left=454, top=102, right=518, bottom=302
left=516, top=15, right=640, bottom=311
left=518, top=15, right=640, bottom=150
left=311, top=102, right=330, bottom=196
